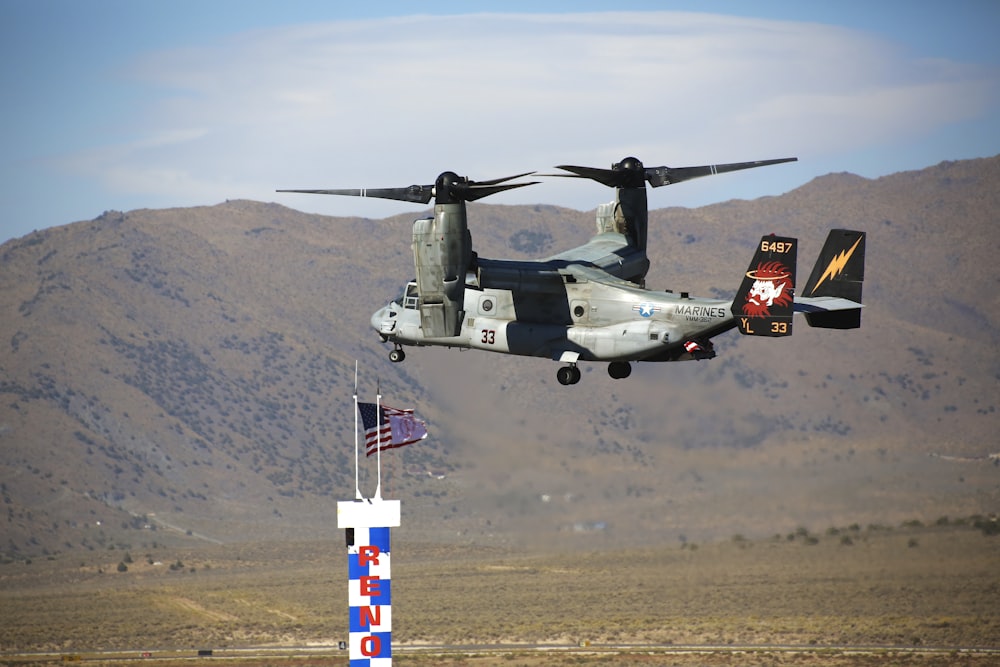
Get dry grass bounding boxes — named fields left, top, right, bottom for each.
left=1, top=523, right=997, bottom=663
left=393, top=525, right=999, bottom=648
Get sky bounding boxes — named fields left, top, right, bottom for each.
left=2, top=0, right=999, bottom=244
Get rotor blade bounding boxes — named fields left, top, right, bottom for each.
left=276, top=185, right=434, bottom=204
left=553, top=165, right=634, bottom=188
left=278, top=171, right=539, bottom=205
left=554, top=157, right=798, bottom=189
left=645, top=158, right=797, bottom=188
left=463, top=180, right=539, bottom=202
left=469, top=171, right=537, bottom=187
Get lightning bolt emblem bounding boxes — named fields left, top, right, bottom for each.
left=810, top=235, right=862, bottom=295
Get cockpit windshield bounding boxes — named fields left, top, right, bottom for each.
left=397, top=281, right=418, bottom=309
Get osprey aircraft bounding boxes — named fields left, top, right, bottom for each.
left=279, top=157, right=865, bottom=385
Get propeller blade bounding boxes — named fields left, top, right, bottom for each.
left=277, top=171, right=538, bottom=205
left=463, top=180, right=539, bottom=202
left=554, top=157, right=797, bottom=189
left=553, top=165, right=636, bottom=188
left=469, top=171, right=537, bottom=187
left=276, top=185, right=434, bottom=204
left=645, top=157, right=798, bottom=188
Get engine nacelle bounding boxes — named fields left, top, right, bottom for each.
left=411, top=203, right=471, bottom=338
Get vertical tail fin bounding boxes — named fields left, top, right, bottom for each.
left=731, top=235, right=797, bottom=337
left=800, top=229, right=866, bottom=329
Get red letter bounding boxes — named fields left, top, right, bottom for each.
left=359, top=545, right=380, bottom=567
left=359, top=605, right=380, bottom=628
left=360, top=635, right=381, bottom=657
left=360, top=575, right=381, bottom=597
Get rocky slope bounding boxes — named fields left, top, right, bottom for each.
left=1, top=157, right=998, bottom=558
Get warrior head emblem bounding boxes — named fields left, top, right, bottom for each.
left=742, top=260, right=793, bottom=318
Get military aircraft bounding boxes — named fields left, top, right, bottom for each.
left=278, top=157, right=865, bottom=385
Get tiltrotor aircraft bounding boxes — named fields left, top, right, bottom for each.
left=279, top=156, right=865, bottom=385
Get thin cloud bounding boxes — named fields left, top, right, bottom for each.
left=58, top=11, right=999, bottom=218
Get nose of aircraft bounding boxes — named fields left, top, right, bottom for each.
left=370, top=306, right=387, bottom=332
left=371, top=304, right=396, bottom=339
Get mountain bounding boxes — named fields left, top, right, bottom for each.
left=2, top=157, right=998, bottom=559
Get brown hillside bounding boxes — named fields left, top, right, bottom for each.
left=1, top=157, right=998, bottom=559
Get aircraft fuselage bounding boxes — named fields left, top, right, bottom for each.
left=371, top=235, right=729, bottom=365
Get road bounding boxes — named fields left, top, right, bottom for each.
left=5, top=643, right=999, bottom=665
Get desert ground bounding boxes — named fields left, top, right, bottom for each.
left=2, top=518, right=998, bottom=666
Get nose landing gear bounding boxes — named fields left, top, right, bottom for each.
left=389, top=346, right=406, bottom=363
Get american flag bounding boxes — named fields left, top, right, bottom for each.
left=357, top=402, right=428, bottom=456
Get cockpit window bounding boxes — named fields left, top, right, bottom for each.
left=403, top=281, right=419, bottom=309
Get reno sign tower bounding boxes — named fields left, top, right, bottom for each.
left=338, top=498, right=400, bottom=667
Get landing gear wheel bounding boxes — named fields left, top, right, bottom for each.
left=557, top=365, right=581, bottom=386
left=608, top=361, right=632, bottom=379
left=389, top=348, right=405, bottom=363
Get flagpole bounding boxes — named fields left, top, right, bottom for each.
left=353, top=361, right=361, bottom=500
left=375, top=380, right=383, bottom=500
